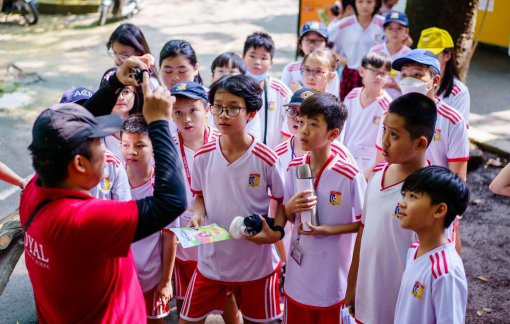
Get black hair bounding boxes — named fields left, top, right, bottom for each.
left=106, top=23, right=160, bottom=81
left=353, top=0, right=381, bottom=17
left=173, top=94, right=208, bottom=110
left=436, top=48, right=460, bottom=98
left=208, top=75, right=263, bottom=113
left=30, top=138, right=94, bottom=187
left=300, top=92, right=348, bottom=133
left=211, top=52, right=247, bottom=75
left=402, top=166, right=469, bottom=228
left=387, top=93, right=437, bottom=147
left=243, top=32, right=275, bottom=59
left=159, top=40, right=203, bottom=85
left=120, top=114, right=148, bottom=138
left=98, top=67, right=143, bottom=117
left=342, top=0, right=354, bottom=10
left=402, top=61, right=440, bottom=78
left=362, top=51, right=392, bottom=71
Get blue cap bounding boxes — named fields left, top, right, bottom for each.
left=301, top=21, right=328, bottom=39
left=283, top=88, right=318, bottom=106
left=384, top=11, right=408, bottom=27
left=170, top=81, right=208, bottom=101
left=392, top=49, right=441, bottom=76
left=60, top=87, right=95, bottom=104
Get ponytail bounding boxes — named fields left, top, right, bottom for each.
left=437, top=48, right=460, bottom=98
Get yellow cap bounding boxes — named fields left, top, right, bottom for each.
left=417, top=27, right=454, bottom=55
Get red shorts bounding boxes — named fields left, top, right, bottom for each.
left=173, top=259, right=197, bottom=300
left=143, top=285, right=170, bottom=319
left=180, top=269, right=281, bottom=322
left=283, top=295, right=341, bottom=324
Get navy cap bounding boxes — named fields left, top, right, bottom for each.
left=60, top=87, right=95, bottom=104
left=170, top=81, right=208, bottom=101
left=392, top=49, right=441, bottom=76
left=283, top=88, right=318, bottom=106
left=31, top=103, right=123, bottom=159
left=301, top=21, right=328, bottom=39
left=384, top=11, right=408, bottom=27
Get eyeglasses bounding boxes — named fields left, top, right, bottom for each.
left=365, top=66, right=390, bottom=78
left=108, top=50, right=136, bottom=63
left=213, top=69, right=241, bottom=76
left=300, top=68, right=331, bottom=78
left=286, top=107, right=300, bottom=119
left=119, top=88, right=135, bottom=100
left=302, top=39, right=326, bottom=46
left=211, top=104, right=246, bottom=117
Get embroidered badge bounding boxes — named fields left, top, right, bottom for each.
left=372, top=116, right=381, bottom=125
left=100, top=177, right=111, bottom=192
left=392, top=202, right=400, bottom=217
left=176, top=83, right=187, bottom=91
left=411, top=281, right=424, bottom=300
left=248, top=174, right=261, bottom=187
left=433, top=129, right=441, bottom=141
left=328, top=191, right=342, bottom=206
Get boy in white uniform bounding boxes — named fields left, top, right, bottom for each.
left=281, top=93, right=366, bottom=323
left=342, top=51, right=392, bottom=175
left=122, top=115, right=178, bottom=324
left=243, top=32, right=292, bottom=148
left=395, top=166, right=469, bottom=324
left=182, top=75, right=286, bottom=324
left=344, top=93, right=437, bottom=324
left=369, top=11, right=412, bottom=99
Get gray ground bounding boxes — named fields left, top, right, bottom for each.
left=0, top=0, right=509, bottom=323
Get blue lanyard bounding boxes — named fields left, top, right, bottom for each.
left=291, top=137, right=295, bottom=160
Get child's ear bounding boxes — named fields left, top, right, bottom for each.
left=433, top=202, right=448, bottom=220
left=328, top=128, right=340, bottom=141
left=193, top=63, right=199, bottom=77
left=205, top=104, right=210, bottom=113
left=247, top=110, right=257, bottom=122
left=359, top=66, right=365, bottom=77
left=416, top=136, right=428, bottom=151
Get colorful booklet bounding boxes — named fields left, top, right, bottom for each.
left=169, top=223, right=231, bottom=248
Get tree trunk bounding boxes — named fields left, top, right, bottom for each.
left=406, top=0, right=480, bottom=82
left=0, top=210, right=23, bottom=297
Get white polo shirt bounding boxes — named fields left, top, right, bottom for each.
left=172, top=126, right=220, bottom=263
left=191, top=135, right=285, bottom=282
left=90, top=149, right=131, bottom=201
left=329, top=14, right=385, bottom=70
left=130, top=166, right=180, bottom=292
left=355, top=162, right=418, bottom=324
left=342, top=87, right=392, bottom=170
left=280, top=60, right=341, bottom=98
left=283, top=153, right=366, bottom=308
left=437, top=78, right=470, bottom=126
left=369, top=42, right=411, bottom=99
left=375, top=99, right=469, bottom=168
left=394, top=242, right=467, bottom=324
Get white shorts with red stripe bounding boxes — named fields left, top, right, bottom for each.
left=173, top=259, right=197, bottom=300
left=180, top=268, right=282, bottom=322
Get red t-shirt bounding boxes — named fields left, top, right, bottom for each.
left=19, top=176, right=144, bottom=324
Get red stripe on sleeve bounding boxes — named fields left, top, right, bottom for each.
left=430, top=255, right=437, bottom=279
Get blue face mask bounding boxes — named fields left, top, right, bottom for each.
left=246, top=71, right=268, bottom=82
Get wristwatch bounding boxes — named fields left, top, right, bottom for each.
left=19, top=178, right=27, bottom=189
left=273, top=225, right=285, bottom=240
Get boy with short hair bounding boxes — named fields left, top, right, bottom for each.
left=121, top=115, right=177, bottom=324
left=370, top=11, right=412, bottom=99
left=243, top=32, right=292, bottom=148
left=344, top=93, right=437, bottom=324
left=341, top=51, right=392, bottom=175
left=395, top=166, right=469, bottom=324
left=182, top=75, right=286, bottom=324
left=280, top=92, right=366, bottom=323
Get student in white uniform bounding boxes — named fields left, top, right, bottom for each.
left=329, top=0, right=384, bottom=100
left=417, top=28, right=471, bottom=125
left=280, top=21, right=340, bottom=97
left=369, top=11, right=411, bottom=99
left=395, top=166, right=469, bottom=324
left=344, top=93, right=437, bottom=324
left=341, top=51, right=392, bottom=177
left=243, top=32, right=292, bottom=148
left=281, top=93, right=366, bottom=323
left=121, top=115, right=178, bottom=324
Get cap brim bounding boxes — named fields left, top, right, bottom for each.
left=283, top=102, right=302, bottom=107
left=174, top=92, right=206, bottom=100
left=420, top=47, right=444, bottom=55
left=300, top=29, right=328, bottom=40
left=383, top=20, right=408, bottom=27
left=90, top=114, right=124, bottom=138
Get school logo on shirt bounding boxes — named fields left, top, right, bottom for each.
left=328, top=191, right=342, bottom=206
left=268, top=101, right=275, bottom=111
left=392, top=203, right=400, bottom=217
left=247, top=174, right=261, bottom=187
left=100, top=177, right=111, bottom=192
left=375, top=34, right=381, bottom=42
left=372, top=116, right=381, bottom=125
left=176, top=83, right=187, bottom=91
left=411, top=281, right=424, bottom=300
left=433, top=129, right=441, bottom=141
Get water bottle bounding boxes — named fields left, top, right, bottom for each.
left=296, top=164, right=318, bottom=231
left=229, top=214, right=275, bottom=239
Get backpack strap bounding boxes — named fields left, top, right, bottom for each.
left=23, top=200, right=52, bottom=234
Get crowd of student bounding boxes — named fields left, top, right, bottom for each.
left=0, top=0, right=507, bottom=324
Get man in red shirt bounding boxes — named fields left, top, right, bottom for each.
left=20, top=55, right=187, bottom=324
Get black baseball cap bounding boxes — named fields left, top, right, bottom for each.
left=170, top=81, right=208, bottom=101
left=283, top=88, right=318, bottom=106
left=31, top=103, right=123, bottom=158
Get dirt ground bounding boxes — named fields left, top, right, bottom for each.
left=463, top=152, right=510, bottom=324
